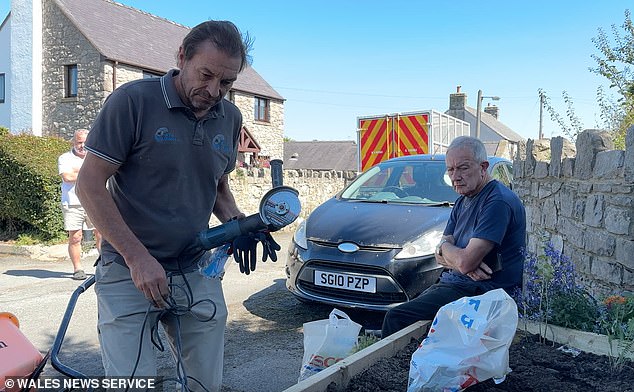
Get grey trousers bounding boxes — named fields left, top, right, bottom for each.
left=381, top=283, right=483, bottom=338
left=95, top=259, right=227, bottom=392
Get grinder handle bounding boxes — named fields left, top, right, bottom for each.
left=197, top=213, right=268, bottom=250
left=270, top=159, right=283, bottom=188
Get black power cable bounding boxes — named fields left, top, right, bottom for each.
left=125, top=268, right=218, bottom=392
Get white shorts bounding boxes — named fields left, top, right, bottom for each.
left=61, top=204, right=94, bottom=231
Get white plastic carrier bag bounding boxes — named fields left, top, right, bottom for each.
left=298, top=308, right=362, bottom=382
left=407, top=288, right=518, bottom=392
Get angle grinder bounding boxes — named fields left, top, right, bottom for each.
left=196, top=159, right=301, bottom=250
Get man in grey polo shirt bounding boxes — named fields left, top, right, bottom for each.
left=77, top=20, right=259, bottom=391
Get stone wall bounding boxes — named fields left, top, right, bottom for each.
left=42, top=0, right=104, bottom=138
left=513, top=128, right=634, bottom=296
left=212, top=167, right=356, bottom=230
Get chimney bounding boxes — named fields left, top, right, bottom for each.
left=449, top=85, right=467, bottom=110
left=484, top=103, right=499, bottom=119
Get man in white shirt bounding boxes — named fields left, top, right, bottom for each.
left=58, top=129, right=101, bottom=279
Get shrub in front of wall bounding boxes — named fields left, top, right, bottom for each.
left=0, top=131, right=70, bottom=240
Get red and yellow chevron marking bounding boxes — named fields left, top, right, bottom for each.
left=359, top=113, right=430, bottom=171
left=359, top=117, right=390, bottom=171
left=396, top=114, right=429, bottom=156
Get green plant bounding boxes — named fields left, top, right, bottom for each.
left=512, top=242, right=578, bottom=342
left=0, top=132, right=69, bottom=240
left=352, top=335, right=381, bottom=353
left=14, top=234, right=40, bottom=246
left=538, top=89, right=583, bottom=142
left=590, top=9, right=634, bottom=149
left=549, top=289, right=599, bottom=332
left=597, top=295, right=634, bottom=372
left=514, top=242, right=634, bottom=372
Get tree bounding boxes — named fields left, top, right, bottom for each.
left=541, top=9, right=633, bottom=148
left=590, top=9, right=634, bottom=149
left=539, top=89, right=584, bottom=142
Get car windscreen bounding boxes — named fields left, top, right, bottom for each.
left=340, top=160, right=459, bottom=204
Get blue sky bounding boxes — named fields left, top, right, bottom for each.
left=1, top=1, right=630, bottom=141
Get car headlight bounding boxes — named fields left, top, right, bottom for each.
left=293, top=218, right=308, bottom=250
left=394, top=229, right=444, bottom=259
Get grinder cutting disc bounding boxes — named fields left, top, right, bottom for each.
left=259, top=186, right=301, bottom=230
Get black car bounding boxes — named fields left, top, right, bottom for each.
left=285, top=154, right=513, bottom=311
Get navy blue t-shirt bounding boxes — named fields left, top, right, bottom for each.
left=440, top=180, right=526, bottom=291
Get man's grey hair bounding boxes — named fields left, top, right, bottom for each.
left=447, top=136, right=488, bottom=163
left=73, top=129, right=89, bottom=141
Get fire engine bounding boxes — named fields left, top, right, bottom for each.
left=357, top=110, right=470, bottom=171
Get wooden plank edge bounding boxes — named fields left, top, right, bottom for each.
left=282, top=320, right=431, bottom=392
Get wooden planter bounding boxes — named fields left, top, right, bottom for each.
left=519, top=320, right=634, bottom=360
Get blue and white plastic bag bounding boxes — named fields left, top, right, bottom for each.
left=198, top=243, right=231, bottom=279
left=407, top=288, right=518, bottom=392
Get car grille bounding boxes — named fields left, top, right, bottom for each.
left=297, top=260, right=408, bottom=306
left=310, top=239, right=394, bottom=252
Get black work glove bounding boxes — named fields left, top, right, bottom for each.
left=232, top=232, right=282, bottom=275
left=232, top=234, right=258, bottom=275
left=254, top=231, right=282, bottom=262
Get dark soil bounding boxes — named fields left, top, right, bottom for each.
left=343, top=332, right=634, bottom=392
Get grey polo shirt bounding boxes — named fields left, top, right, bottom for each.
left=85, top=69, right=241, bottom=271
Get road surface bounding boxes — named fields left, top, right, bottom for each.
left=0, top=232, right=384, bottom=392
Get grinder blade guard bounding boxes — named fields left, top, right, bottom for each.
left=197, top=159, right=301, bottom=250
left=259, top=186, right=301, bottom=230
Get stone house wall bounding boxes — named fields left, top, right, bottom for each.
left=233, top=94, right=284, bottom=159
left=42, top=0, right=104, bottom=139
left=39, top=0, right=284, bottom=155
left=513, top=128, right=634, bottom=297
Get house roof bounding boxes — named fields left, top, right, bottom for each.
left=284, top=141, right=358, bottom=171
left=1, top=12, right=9, bottom=30
left=464, top=106, right=524, bottom=142
left=54, top=0, right=283, bottom=100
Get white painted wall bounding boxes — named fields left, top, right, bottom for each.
left=10, top=0, right=42, bottom=135
left=0, top=14, right=11, bottom=129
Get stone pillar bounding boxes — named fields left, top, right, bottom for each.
left=574, top=129, right=613, bottom=180
left=549, top=137, right=563, bottom=177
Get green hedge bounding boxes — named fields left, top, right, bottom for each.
left=0, top=128, right=71, bottom=240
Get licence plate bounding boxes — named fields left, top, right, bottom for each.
left=314, top=270, right=377, bottom=293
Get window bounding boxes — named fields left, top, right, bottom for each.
left=254, top=97, right=270, bottom=122
left=65, top=65, right=78, bottom=98
left=226, top=90, right=235, bottom=103
left=0, top=74, right=5, bottom=103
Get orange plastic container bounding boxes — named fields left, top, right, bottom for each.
left=0, top=312, right=44, bottom=391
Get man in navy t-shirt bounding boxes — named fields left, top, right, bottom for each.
left=381, top=136, right=526, bottom=337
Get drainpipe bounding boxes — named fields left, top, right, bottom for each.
left=112, top=61, right=118, bottom=91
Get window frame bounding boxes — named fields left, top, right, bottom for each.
left=0, top=73, right=5, bottom=103
left=254, top=96, right=270, bottom=122
left=226, top=90, right=235, bottom=103
left=65, top=64, right=78, bottom=98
